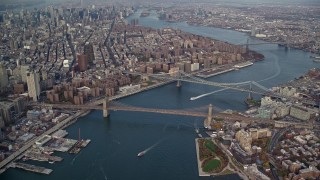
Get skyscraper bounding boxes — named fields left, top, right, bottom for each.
left=77, top=54, right=88, bottom=72
left=84, top=42, right=95, bottom=65
left=26, top=70, right=41, bottom=101
left=20, top=65, right=30, bottom=82
left=0, top=62, right=8, bottom=91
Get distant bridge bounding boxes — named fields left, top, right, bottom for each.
left=124, top=70, right=317, bottom=106
left=238, top=41, right=311, bottom=46
left=237, top=38, right=315, bottom=50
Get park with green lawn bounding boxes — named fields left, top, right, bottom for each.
left=197, top=138, right=228, bottom=174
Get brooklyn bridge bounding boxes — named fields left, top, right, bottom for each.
left=31, top=97, right=270, bottom=126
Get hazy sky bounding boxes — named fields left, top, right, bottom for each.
left=1, top=0, right=320, bottom=6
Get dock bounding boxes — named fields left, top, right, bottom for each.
left=24, top=151, right=63, bottom=162
left=10, top=162, right=52, bottom=175
left=69, top=139, right=91, bottom=154
left=52, top=129, right=68, bottom=138
left=80, top=139, right=91, bottom=147
left=47, top=138, right=78, bottom=152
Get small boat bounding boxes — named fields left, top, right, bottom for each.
left=195, top=128, right=199, bottom=134
left=310, top=55, right=320, bottom=59
left=137, top=151, right=146, bottom=157
left=49, top=161, right=55, bottom=164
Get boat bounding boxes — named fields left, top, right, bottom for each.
left=49, top=161, right=55, bottom=164
left=80, top=139, right=91, bottom=147
left=137, top=151, right=146, bottom=157
left=310, top=55, right=320, bottom=59
left=195, top=128, right=199, bottom=134
left=313, top=59, right=320, bottom=63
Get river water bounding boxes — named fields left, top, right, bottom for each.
left=1, top=9, right=319, bottom=180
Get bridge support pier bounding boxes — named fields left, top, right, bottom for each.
left=103, top=97, right=110, bottom=118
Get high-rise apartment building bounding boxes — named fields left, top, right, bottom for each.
left=77, top=54, right=88, bottom=72
left=26, top=70, right=41, bottom=101
left=0, top=62, right=8, bottom=91
left=84, top=43, right=95, bottom=65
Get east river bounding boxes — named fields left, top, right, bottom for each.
left=1, top=9, right=319, bottom=180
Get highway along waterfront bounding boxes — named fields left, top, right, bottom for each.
left=1, top=9, right=319, bottom=180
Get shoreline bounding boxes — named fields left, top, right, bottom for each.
left=197, top=61, right=254, bottom=78
left=184, top=21, right=316, bottom=54
left=195, top=138, right=210, bottom=176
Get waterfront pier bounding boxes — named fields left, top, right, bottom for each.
left=10, top=163, right=52, bottom=175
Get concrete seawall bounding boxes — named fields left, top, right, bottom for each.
left=195, top=138, right=210, bottom=176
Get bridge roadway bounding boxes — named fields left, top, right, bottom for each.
left=125, top=71, right=317, bottom=106
left=237, top=41, right=314, bottom=46
left=126, top=71, right=267, bottom=96
left=33, top=103, right=270, bottom=124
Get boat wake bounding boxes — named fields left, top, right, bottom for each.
left=144, top=139, right=163, bottom=153
left=162, top=123, right=169, bottom=132
left=112, top=139, right=121, bottom=145
left=190, top=88, right=228, bottom=100
left=70, top=152, right=82, bottom=165
left=257, top=52, right=280, bottom=83
left=137, top=138, right=165, bottom=157
left=100, top=166, right=108, bottom=180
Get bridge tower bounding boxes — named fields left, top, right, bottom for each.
left=207, top=104, right=213, bottom=127
left=176, top=71, right=182, bottom=87
left=247, top=83, right=253, bottom=100
left=103, top=97, right=110, bottom=117
left=246, top=38, right=250, bottom=53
